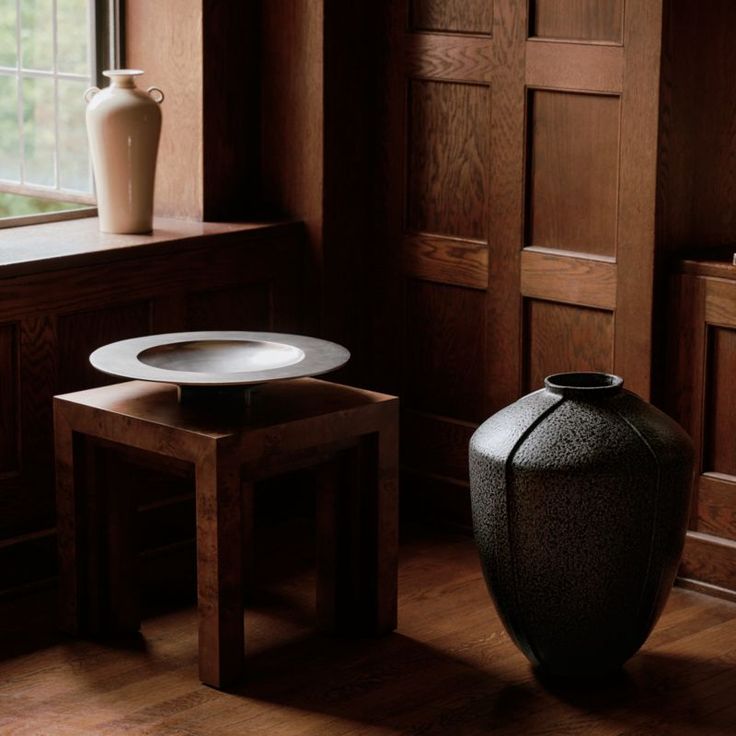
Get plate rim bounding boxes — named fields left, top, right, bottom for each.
left=89, top=331, right=350, bottom=386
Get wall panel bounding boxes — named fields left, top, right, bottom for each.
left=527, top=90, right=620, bottom=257
left=411, top=0, right=493, bottom=34
left=404, top=280, right=486, bottom=422
left=704, top=326, right=736, bottom=476
left=57, top=302, right=152, bottom=393
left=524, top=299, right=614, bottom=390
left=0, top=323, right=19, bottom=474
left=187, top=284, right=271, bottom=331
left=407, top=79, right=490, bottom=241
left=532, top=0, right=623, bottom=43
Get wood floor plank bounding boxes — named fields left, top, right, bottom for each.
left=0, top=524, right=735, bottom=735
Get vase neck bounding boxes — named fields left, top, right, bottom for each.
left=103, top=69, right=143, bottom=89
left=544, top=372, right=623, bottom=398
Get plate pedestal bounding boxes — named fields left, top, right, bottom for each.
left=177, top=384, right=258, bottom=407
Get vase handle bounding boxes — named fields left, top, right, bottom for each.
left=147, top=87, right=164, bottom=104
left=84, top=86, right=100, bottom=104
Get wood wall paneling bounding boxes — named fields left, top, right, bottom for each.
left=404, top=280, right=486, bottom=422
left=407, top=79, right=490, bottom=241
left=612, top=0, right=662, bottom=399
left=0, top=223, right=303, bottom=594
left=657, top=1, right=736, bottom=253
left=186, top=284, right=272, bottom=332
left=531, top=0, right=623, bottom=43
left=402, top=234, right=488, bottom=290
left=527, top=90, right=620, bottom=257
left=680, top=532, right=736, bottom=600
left=125, top=0, right=204, bottom=220
left=520, top=249, right=616, bottom=310
left=410, top=0, right=493, bottom=35
left=406, top=34, right=493, bottom=84
left=485, top=0, right=528, bottom=409
left=704, top=326, right=736, bottom=477
left=525, top=42, right=623, bottom=94
left=56, top=302, right=153, bottom=394
left=524, top=299, right=614, bottom=391
left=0, top=323, right=19, bottom=475
left=697, top=475, right=736, bottom=542
left=402, top=410, right=475, bottom=482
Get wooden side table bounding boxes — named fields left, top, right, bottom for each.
left=54, top=378, right=398, bottom=688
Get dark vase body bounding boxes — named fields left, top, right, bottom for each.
left=469, top=372, right=694, bottom=677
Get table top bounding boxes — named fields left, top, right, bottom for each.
left=54, top=378, right=397, bottom=440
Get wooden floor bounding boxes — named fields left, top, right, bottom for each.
left=2, top=524, right=736, bottom=735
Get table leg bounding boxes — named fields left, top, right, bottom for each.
left=55, top=410, right=83, bottom=635
left=195, top=450, right=244, bottom=688
left=316, top=423, right=399, bottom=635
left=55, top=415, right=139, bottom=636
left=241, top=480, right=255, bottom=598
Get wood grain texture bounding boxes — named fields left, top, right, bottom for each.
left=705, top=278, right=736, bottom=328
left=402, top=410, right=475, bottom=481
left=407, top=79, right=490, bottom=240
left=125, top=0, right=203, bottom=219
left=527, top=90, right=620, bottom=257
left=402, top=233, right=488, bottom=289
left=404, top=280, right=486, bottom=422
left=532, top=0, right=623, bottom=42
left=57, top=302, right=152, bottom=394
left=186, top=284, right=271, bottom=332
left=526, top=40, right=623, bottom=93
left=664, top=273, right=707, bottom=488
left=613, top=0, right=663, bottom=399
left=485, top=0, right=528, bottom=409
left=9, top=527, right=736, bottom=734
left=680, top=531, right=736, bottom=596
left=406, top=34, right=492, bottom=83
left=411, top=0, right=493, bottom=34
left=704, top=326, right=736, bottom=476
left=55, top=378, right=398, bottom=687
left=201, top=1, right=261, bottom=220
left=0, top=223, right=303, bottom=595
left=524, top=299, right=614, bottom=391
left=657, top=1, right=736, bottom=253
left=261, top=0, right=323, bottom=335
left=521, top=248, right=617, bottom=309
left=697, top=475, right=736, bottom=541
left=0, top=323, right=19, bottom=474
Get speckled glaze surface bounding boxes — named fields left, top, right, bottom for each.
left=469, top=372, right=694, bottom=677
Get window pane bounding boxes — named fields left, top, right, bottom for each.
left=0, top=76, right=19, bottom=180
left=57, top=0, right=90, bottom=75
left=23, top=76, right=55, bottom=186
left=0, top=0, right=17, bottom=67
left=58, top=78, right=89, bottom=191
left=21, top=0, right=53, bottom=71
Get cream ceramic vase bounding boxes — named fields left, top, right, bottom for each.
left=85, top=70, right=164, bottom=234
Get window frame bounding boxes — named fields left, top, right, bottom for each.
left=0, top=0, right=123, bottom=229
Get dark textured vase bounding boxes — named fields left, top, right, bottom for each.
left=469, top=372, right=694, bottom=677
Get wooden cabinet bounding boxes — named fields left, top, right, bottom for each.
left=371, top=0, right=736, bottom=524
left=0, top=219, right=303, bottom=593
left=669, top=256, right=736, bottom=600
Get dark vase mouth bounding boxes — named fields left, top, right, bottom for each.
left=544, top=372, right=623, bottom=397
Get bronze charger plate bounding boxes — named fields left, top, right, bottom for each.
left=89, top=331, right=350, bottom=402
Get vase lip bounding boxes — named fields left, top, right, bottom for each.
left=103, top=69, right=144, bottom=78
left=544, top=371, right=623, bottom=396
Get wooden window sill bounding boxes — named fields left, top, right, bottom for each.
left=0, top=217, right=301, bottom=279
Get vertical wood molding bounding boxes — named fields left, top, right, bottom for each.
left=487, top=0, right=527, bottom=409
left=261, top=0, right=324, bottom=334
left=614, top=1, right=664, bottom=398
left=125, top=0, right=204, bottom=220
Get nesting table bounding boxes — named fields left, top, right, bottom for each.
left=54, top=378, right=398, bottom=688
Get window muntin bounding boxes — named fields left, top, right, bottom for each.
left=0, top=0, right=120, bottom=225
